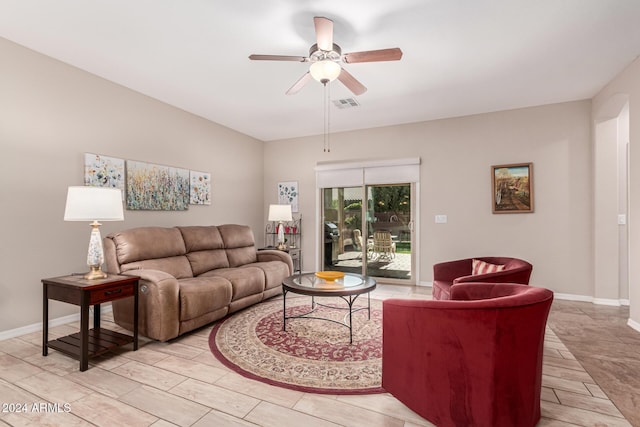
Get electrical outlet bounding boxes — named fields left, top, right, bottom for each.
left=618, top=214, right=627, bottom=225
left=435, top=215, right=447, bottom=224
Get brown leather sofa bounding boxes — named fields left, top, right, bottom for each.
left=103, top=224, right=293, bottom=341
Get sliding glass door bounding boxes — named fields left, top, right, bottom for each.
left=365, top=184, right=413, bottom=281
left=322, top=187, right=364, bottom=274
left=321, top=183, right=415, bottom=283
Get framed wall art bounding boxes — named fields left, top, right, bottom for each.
left=84, top=153, right=125, bottom=199
left=126, top=160, right=190, bottom=210
left=190, top=170, right=211, bottom=205
left=492, top=163, right=534, bottom=214
left=278, top=181, right=298, bottom=212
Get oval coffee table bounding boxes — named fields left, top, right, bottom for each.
left=282, top=272, right=377, bottom=344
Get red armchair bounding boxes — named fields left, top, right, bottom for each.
left=432, top=256, right=533, bottom=300
left=382, top=283, right=553, bottom=427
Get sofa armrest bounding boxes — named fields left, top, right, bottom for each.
left=257, top=250, right=294, bottom=275
left=118, top=269, right=180, bottom=341
left=433, top=258, right=472, bottom=282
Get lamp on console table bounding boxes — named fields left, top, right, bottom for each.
left=268, top=204, right=292, bottom=251
left=64, top=186, right=124, bottom=280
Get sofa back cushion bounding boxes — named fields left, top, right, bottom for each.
left=218, top=224, right=258, bottom=267
left=107, top=227, right=193, bottom=279
left=179, top=226, right=230, bottom=276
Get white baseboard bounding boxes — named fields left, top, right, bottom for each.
left=592, top=297, right=626, bottom=307
left=0, top=306, right=112, bottom=342
left=417, top=281, right=432, bottom=287
left=554, top=292, right=629, bottom=307
left=628, top=318, right=640, bottom=333
left=550, top=293, right=594, bottom=302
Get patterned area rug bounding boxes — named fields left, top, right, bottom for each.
left=209, top=296, right=384, bottom=394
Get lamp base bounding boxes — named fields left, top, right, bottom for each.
left=84, top=221, right=107, bottom=280
left=84, top=265, right=108, bottom=280
left=276, top=220, right=286, bottom=251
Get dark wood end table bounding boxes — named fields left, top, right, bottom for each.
left=42, top=274, right=139, bottom=371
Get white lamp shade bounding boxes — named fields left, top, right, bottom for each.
left=310, top=60, right=341, bottom=83
left=268, top=204, right=292, bottom=222
left=64, top=186, right=124, bottom=221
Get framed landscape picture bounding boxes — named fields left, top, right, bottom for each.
left=492, top=163, right=534, bottom=214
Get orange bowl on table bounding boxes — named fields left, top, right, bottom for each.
left=315, top=271, right=345, bottom=282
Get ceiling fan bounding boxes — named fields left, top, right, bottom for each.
left=249, top=16, right=403, bottom=96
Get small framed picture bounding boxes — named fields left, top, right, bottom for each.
left=492, top=163, right=534, bottom=214
left=278, top=181, right=298, bottom=212
left=189, top=170, right=211, bottom=205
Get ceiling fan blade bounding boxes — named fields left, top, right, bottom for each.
left=337, top=68, right=367, bottom=96
left=314, top=16, right=334, bottom=51
left=249, top=54, right=307, bottom=62
left=286, top=72, right=312, bottom=95
left=342, top=48, right=403, bottom=64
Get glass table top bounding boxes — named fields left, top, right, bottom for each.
left=283, top=273, right=376, bottom=294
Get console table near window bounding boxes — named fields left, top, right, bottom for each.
left=42, top=274, right=139, bottom=371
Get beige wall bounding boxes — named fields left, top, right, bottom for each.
left=0, top=38, right=265, bottom=333
left=593, top=56, right=640, bottom=327
left=264, top=101, right=594, bottom=297
left=2, top=33, right=634, bottom=335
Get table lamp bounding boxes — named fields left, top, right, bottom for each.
left=64, top=186, right=124, bottom=279
left=268, top=204, right=292, bottom=250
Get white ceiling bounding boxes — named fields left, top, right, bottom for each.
left=2, top=0, right=640, bottom=141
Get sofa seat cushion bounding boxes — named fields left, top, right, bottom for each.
left=201, top=266, right=265, bottom=301
left=246, top=261, right=290, bottom=290
left=179, top=277, right=232, bottom=322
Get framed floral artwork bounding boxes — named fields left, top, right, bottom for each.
left=278, top=181, right=298, bottom=212
left=190, top=170, right=211, bottom=205
left=126, top=160, right=189, bottom=210
left=84, top=153, right=125, bottom=199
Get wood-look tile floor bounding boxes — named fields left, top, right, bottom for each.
left=0, top=285, right=637, bottom=426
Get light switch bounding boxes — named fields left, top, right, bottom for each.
left=435, top=215, right=448, bottom=224
left=618, top=214, right=627, bottom=225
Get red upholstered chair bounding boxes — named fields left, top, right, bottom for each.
left=382, top=283, right=553, bottom=427
left=432, top=256, right=533, bottom=300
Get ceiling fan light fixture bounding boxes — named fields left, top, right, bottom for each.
left=310, top=60, right=341, bottom=84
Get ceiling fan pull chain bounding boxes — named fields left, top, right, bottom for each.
left=323, top=83, right=326, bottom=152
left=322, top=82, right=331, bottom=153
left=327, top=82, right=331, bottom=152
left=323, top=82, right=329, bottom=152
